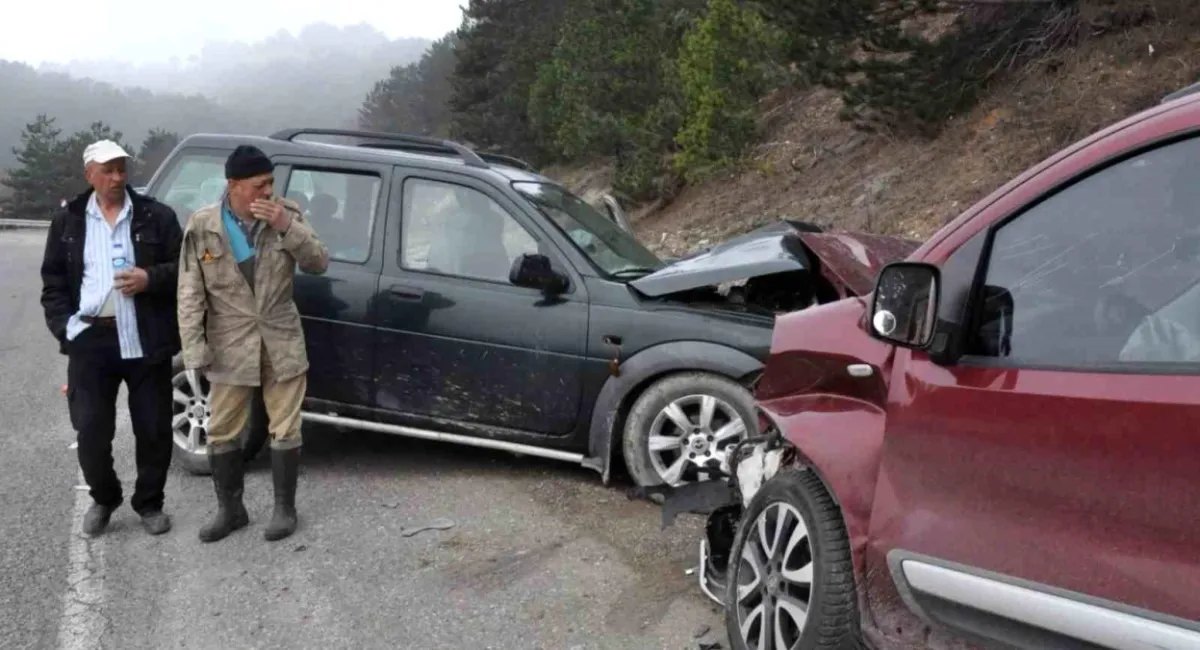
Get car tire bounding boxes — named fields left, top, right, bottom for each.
left=622, top=372, right=757, bottom=488
left=169, top=355, right=268, bottom=475
left=725, top=467, right=861, bottom=650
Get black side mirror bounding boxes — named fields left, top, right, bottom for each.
left=509, top=253, right=568, bottom=295
left=869, top=262, right=940, bottom=348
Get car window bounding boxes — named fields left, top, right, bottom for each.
left=971, top=135, right=1200, bottom=370
left=152, top=152, right=228, bottom=219
left=512, top=182, right=663, bottom=277
left=284, top=168, right=380, bottom=264
left=400, top=178, right=539, bottom=283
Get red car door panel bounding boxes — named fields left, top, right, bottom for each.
left=874, top=359, right=1200, bottom=620
left=863, top=127, right=1200, bottom=646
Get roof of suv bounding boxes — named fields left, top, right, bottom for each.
left=175, top=128, right=556, bottom=185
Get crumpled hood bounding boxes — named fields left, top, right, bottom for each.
left=629, top=220, right=920, bottom=298
left=793, top=230, right=922, bottom=296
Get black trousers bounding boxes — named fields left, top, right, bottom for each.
left=66, top=326, right=174, bottom=515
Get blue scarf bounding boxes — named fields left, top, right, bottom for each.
left=221, top=200, right=255, bottom=264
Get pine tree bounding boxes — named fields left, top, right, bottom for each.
left=0, top=114, right=64, bottom=220
left=526, top=0, right=706, bottom=198
left=0, top=118, right=136, bottom=220
left=134, top=128, right=180, bottom=185
left=448, top=0, right=571, bottom=160
left=359, top=34, right=458, bottom=137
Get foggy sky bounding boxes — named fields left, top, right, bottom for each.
left=0, top=0, right=465, bottom=66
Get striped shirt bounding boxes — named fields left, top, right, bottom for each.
left=64, top=191, right=145, bottom=360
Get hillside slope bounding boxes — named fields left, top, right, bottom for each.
left=552, top=14, right=1200, bottom=257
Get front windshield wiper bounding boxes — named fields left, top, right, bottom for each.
left=609, top=266, right=661, bottom=277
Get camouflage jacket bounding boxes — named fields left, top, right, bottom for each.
left=177, top=197, right=329, bottom=386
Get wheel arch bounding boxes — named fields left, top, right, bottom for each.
left=586, top=340, right=764, bottom=484
left=757, top=394, right=889, bottom=637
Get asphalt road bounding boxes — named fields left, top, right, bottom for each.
left=0, top=229, right=728, bottom=650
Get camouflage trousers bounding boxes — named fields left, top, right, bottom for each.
left=207, top=353, right=305, bottom=452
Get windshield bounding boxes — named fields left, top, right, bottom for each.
left=512, top=181, right=664, bottom=276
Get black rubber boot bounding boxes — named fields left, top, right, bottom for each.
left=198, top=447, right=249, bottom=543
left=264, top=447, right=300, bottom=542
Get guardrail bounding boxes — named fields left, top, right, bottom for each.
left=0, top=218, right=51, bottom=229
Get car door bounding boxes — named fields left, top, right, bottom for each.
left=271, top=157, right=389, bottom=408
left=867, top=133, right=1200, bottom=647
left=373, top=167, right=588, bottom=438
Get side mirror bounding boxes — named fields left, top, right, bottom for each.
left=509, top=253, right=568, bottom=295
left=869, top=262, right=940, bottom=348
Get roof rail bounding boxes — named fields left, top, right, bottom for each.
left=475, top=151, right=535, bottom=171
left=268, top=128, right=489, bottom=169
left=1161, top=80, right=1200, bottom=105
left=356, top=141, right=535, bottom=172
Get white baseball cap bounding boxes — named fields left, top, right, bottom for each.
left=83, top=139, right=131, bottom=165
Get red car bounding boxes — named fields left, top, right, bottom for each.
left=672, top=84, right=1200, bottom=649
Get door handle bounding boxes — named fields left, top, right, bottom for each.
left=846, top=363, right=874, bottom=378
left=388, top=284, right=425, bottom=301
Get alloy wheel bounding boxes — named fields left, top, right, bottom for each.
left=735, top=502, right=815, bottom=650
left=171, top=369, right=211, bottom=455
left=647, top=393, right=746, bottom=486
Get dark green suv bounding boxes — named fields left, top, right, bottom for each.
left=147, top=128, right=917, bottom=488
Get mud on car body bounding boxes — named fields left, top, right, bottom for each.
left=668, top=84, right=1200, bottom=650
left=142, top=127, right=917, bottom=489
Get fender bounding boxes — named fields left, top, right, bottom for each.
left=759, top=394, right=887, bottom=564
left=756, top=393, right=890, bottom=642
left=585, top=340, right=764, bottom=484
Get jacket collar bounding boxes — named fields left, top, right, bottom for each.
left=66, top=184, right=151, bottom=219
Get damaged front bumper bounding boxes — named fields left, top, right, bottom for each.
left=698, top=503, right=740, bottom=605
left=661, top=430, right=794, bottom=607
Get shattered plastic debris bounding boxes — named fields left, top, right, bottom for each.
left=68, top=442, right=78, bottom=450
left=400, top=518, right=455, bottom=538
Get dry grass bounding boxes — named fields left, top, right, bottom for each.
left=548, top=5, right=1200, bottom=257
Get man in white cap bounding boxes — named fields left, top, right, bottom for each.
left=40, top=140, right=184, bottom=537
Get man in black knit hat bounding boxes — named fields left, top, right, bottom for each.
left=177, top=144, right=329, bottom=543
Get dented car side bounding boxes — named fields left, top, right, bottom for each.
left=668, top=84, right=1200, bottom=650
left=148, top=129, right=921, bottom=489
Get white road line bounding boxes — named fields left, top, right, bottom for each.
left=56, top=471, right=107, bottom=650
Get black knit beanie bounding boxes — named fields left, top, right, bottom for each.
left=225, top=145, right=274, bottom=180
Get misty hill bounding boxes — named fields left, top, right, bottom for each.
left=2, top=23, right=430, bottom=172
left=0, top=60, right=269, bottom=171
left=41, top=23, right=430, bottom=133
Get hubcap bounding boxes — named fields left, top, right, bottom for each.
left=648, top=394, right=746, bottom=486
left=766, top=572, right=781, bottom=596
left=736, top=502, right=815, bottom=650
left=171, top=369, right=211, bottom=455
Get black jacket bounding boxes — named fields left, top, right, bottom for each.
left=40, top=185, right=184, bottom=363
